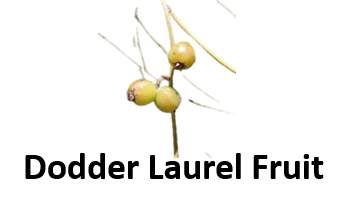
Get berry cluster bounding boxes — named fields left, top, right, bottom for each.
left=126, top=78, right=182, bottom=114
left=127, top=42, right=196, bottom=113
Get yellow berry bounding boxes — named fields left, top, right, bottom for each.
left=127, top=79, right=156, bottom=106
left=155, top=86, right=182, bottom=113
left=168, top=42, right=196, bottom=70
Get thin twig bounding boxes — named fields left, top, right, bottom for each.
left=136, top=28, right=156, bottom=80
left=160, top=0, right=175, bottom=87
left=189, top=99, right=235, bottom=115
left=161, top=0, right=175, bottom=47
left=131, top=34, right=137, bottom=49
left=217, top=0, right=236, bottom=17
left=205, top=152, right=212, bottom=158
left=171, top=112, right=178, bottom=158
left=98, top=32, right=146, bottom=78
left=169, top=64, right=177, bottom=157
left=168, top=6, right=236, bottom=74
left=182, top=74, right=219, bottom=103
left=160, top=0, right=179, bottom=158
left=155, top=75, right=170, bottom=88
left=135, top=8, right=167, bottom=55
left=98, top=32, right=144, bottom=78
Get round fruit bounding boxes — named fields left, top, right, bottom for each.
left=127, top=79, right=156, bottom=106
left=168, top=41, right=196, bottom=70
left=154, top=86, right=182, bottom=113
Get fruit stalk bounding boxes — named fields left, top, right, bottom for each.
left=171, top=112, right=178, bottom=158
left=161, top=0, right=179, bottom=158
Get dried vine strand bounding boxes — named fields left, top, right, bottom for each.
left=134, top=7, right=168, bottom=57
left=205, top=152, right=212, bottom=158
left=171, top=112, right=178, bottom=158
left=217, top=0, right=236, bottom=17
left=131, top=34, right=137, bottom=49
left=169, top=65, right=178, bottom=157
left=98, top=32, right=144, bottom=78
left=168, top=6, right=236, bottom=74
left=189, top=99, right=235, bottom=115
left=160, top=0, right=175, bottom=86
left=136, top=27, right=156, bottom=80
left=161, top=1, right=175, bottom=47
left=161, top=0, right=178, bottom=158
left=182, top=74, right=219, bottom=103
left=134, top=8, right=219, bottom=102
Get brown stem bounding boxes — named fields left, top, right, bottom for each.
left=160, top=0, right=179, bottom=158
left=171, top=112, right=178, bottom=158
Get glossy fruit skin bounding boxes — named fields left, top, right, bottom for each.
left=154, top=86, right=182, bottom=113
left=168, top=42, right=196, bottom=70
left=127, top=79, right=156, bottom=106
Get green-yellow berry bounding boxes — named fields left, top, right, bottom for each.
left=127, top=79, right=156, bottom=106
left=154, top=86, right=182, bottom=113
left=168, top=41, right=196, bottom=70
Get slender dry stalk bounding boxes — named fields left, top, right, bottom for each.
left=135, top=26, right=148, bottom=76
left=131, top=34, right=137, bottom=49
left=135, top=8, right=167, bottom=55
left=169, top=65, right=178, bottom=157
left=182, top=74, right=219, bottom=103
left=161, top=1, right=175, bottom=47
left=217, top=0, right=236, bottom=17
left=159, top=1, right=176, bottom=86
left=189, top=99, right=235, bottom=115
left=98, top=32, right=144, bottom=78
left=205, top=152, right=212, bottom=158
left=171, top=112, right=178, bottom=158
left=161, top=0, right=179, bottom=158
left=167, top=6, right=236, bottom=74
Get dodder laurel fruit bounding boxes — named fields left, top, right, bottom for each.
left=168, top=41, right=196, bottom=70
left=127, top=79, right=156, bottom=106
left=155, top=86, right=182, bottom=113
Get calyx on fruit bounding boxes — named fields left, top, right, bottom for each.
left=125, top=78, right=157, bottom=107
left=168, top=41, right=197, bottom=71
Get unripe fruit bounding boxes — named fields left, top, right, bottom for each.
left=155, top=86, right=182, bottom=113
left=168, top=41, right=196, bottom=70
left=127, top=79, right=156, bottom=106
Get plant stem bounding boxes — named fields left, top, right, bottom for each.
left=217, top=0, right=236, bottom=17
left=168, top=6, right=236, bottom=74
left=189, top=99, right=235, bottom=115
left=131, top=34, right=137, bottom=49
left=182, top=74, right=219, bottom=103
left=205, top=152, right=212, bottom=158
left=134, top=7, right=168, bottom=57
left=136, top=28, right=156, bottom=80
left=98, top=32, right=144, bottom=78
left=161, top=0, right=179, bottom=158
left=161, top=0, right=175, bottom=47
left=170, top=72, right=178, bottom=157
left=171, top=112, right=178, bottom=158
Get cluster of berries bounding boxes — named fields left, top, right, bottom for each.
left=127, top=41, right=196, bottom=113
